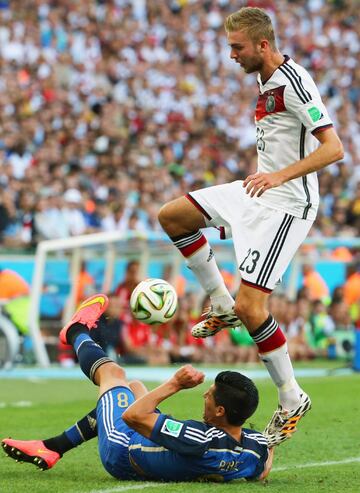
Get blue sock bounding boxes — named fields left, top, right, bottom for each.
left=44, top=409, right=97, bottom=455
left=73, top=333, right=112, bottom=383
left=65, top=408, right=97, bottom=446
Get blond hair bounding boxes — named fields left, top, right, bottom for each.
left=224, top=7, right=276, bottom=50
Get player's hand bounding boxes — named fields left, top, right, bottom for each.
left=243, top=172, right=285, bottom=197
left=171, top=365, right=205, bottom=390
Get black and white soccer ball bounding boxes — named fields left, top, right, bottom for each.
left=130, top=278, right=178, bottom=325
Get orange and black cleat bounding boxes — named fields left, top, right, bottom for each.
left=191, top=307, right=243, bottom=338
left=59, top=294, right=109, bottom=345
left=263, top=392, right=312, bottom=447
left=1, top=439, right=61, bottom=471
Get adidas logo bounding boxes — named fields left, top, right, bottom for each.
left=87, top=416, right=97, bottom=430
left=207, top=249, right=214, bottom=262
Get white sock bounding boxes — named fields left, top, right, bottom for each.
left=259, top=344, right=302, bottom=410
left=186, top=245, right=234, bottom=313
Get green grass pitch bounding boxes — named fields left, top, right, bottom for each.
left=1, top=373, right=359, bottom=493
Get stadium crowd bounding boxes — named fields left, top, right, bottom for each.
left=0, top=0, right=359, bottom=246
left=0, top=0, right=358, bottom=365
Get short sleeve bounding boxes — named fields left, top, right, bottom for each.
left=150, top=414, right=211, bottom=457
left=283, top=68, right=333, bottom=134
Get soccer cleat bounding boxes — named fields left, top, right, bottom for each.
left=191, top=307, right=243, bottom=338
left=263, top=392, right=312, bottom=447
left=1, top=439, right=61, bottom=470
left=59, top=294, right=109, bottom=344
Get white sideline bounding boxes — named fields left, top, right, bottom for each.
left=87, top=457, right=360, bottom=493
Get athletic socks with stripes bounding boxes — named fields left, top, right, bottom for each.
left=251, top=314, right=286, bottom=353
left=251, top=314, right=302, bottom=410
left=171, top=231, right=234, bottom=313
left=44, top=409, right=97, bottom=455
left=67, top=323, right=112, bottom=383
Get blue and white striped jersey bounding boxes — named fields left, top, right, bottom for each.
left=128, top=413, right=268, bottom=482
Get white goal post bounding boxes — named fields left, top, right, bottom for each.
left=28, top=231, right=182, bottom=367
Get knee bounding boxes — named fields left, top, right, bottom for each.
left=158, top=202, right=173, bottom=230
left=98, top=362, right=126, bottom=381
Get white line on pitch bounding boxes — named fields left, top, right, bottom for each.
left=273, top=456, right=360, bottom=472
left=88, top=483, right=159, bottom=493
left=86, top=457, right=360, bottom=493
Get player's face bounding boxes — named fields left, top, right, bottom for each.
left=227, top=30, right=264, bottom=74
left=203, top=384, right=218, bottom=424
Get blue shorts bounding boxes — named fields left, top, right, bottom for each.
left=97, top=386, right=140, bottom=480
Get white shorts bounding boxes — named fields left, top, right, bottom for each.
left=188, top=180, right=313, bottom=292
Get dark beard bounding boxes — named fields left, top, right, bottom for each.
left=243, top=58, right=263, bottom=74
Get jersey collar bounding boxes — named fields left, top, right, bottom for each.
left=258, top=54, right=291, bottom=87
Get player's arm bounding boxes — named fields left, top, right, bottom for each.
left=244, top=127, right=344, bottom=197
left=257, top=447, right=274, bottom=481
left=122, top=365, right=205, bottom=438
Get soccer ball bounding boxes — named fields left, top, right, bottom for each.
left=130, top=278, right=178, bottom=325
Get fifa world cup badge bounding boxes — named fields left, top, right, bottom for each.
left=161, top=419, right=183, bottom=437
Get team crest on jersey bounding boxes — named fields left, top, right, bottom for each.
left=161, top=419, right=183, bottom=437
left=255, top=85, right=286, bottom=121
left=265, top=95, right=275, bottom=113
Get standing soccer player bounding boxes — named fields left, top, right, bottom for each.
left=158, top=7, right=344, bottom=446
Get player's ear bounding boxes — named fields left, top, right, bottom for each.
left=259, top=39, right=268, bottom=52
left=216, top=405, right=226, bottom=418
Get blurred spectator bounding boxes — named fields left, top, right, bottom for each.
left=122, top=317, right=170, bottom=365
left=34, top=193, right=69, bottom=240
left=268, top=293, right=289, bottom=328
left=286, top=298, right=316, bottom=361
left=0, top=267, right=29, bottom=299
left=0, top=189, right=16, bottom=242
left=302, top=264, right=330, bottom=302
left=114, top=259, right=141, bottom=307
left=2, top=191, right=36, bottom=248
left=308, top=300, right=335, bottom=357
left=74, top=261, right=96, bottom=304
left=330, top=246, right=353, bottom=261
left=162, top=263, right=186, bottom=298
left=343, top=263, right=360, bottom=308
left=230, top=327, right=258, bottom=363
left=62, top=189, right=88, bottom=236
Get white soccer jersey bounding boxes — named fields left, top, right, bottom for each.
left=253, top=55, right=333, bottom=220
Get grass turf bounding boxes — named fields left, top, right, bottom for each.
left=0, top=372, right=359, bottom=493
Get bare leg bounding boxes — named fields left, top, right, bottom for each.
left=158, top=196, right=206, bottom=236
left=159, top=196, right=234, bottom=313
left=94, top=362, right=129, bottom=397
left=234, top=283, right=301, bottom=410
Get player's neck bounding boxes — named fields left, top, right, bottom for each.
left=221, top=424, right=243, bottom=443
left=259, top=52, right=285, bottom=84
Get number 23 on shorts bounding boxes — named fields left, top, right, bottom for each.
left=239, top=248, right=260, bottom=274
